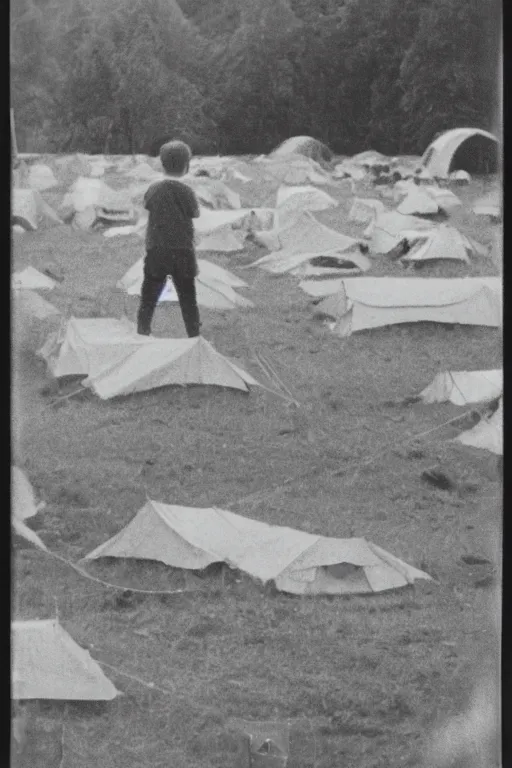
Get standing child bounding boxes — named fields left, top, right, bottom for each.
left=137, top=140, right=201, bottom=337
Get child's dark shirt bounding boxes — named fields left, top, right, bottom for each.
left=144, top=178, right=200, bottom=253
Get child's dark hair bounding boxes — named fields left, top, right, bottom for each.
left=160, top=141, right=192, bottom=175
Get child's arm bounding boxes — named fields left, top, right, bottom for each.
left=187, top=188, right=200, bottom=219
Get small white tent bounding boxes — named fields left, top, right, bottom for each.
left=421, top=128, right=499, bottom=177
left=312, top=277, right=502, bottom=336
left=397, top=188, right=440, bottom=216
left=38, top=318, right=260, bottom=399
left=455, top=399, right=502, bottom=455
left=270, top=136, right=333, bottom=164
left=366, top=211, right=435, bottom=253
left=84, top=501, right=432, bottom=595
left=256, top=155, right=331, bottom=185
left=12, top=619, right=120, bottom=700
left=275, top=185, right=338, bottom=214
left=400, top=226, right=484, bottom=264
left=12, top=267, right=57, bottom=291
left=422, top=186, right=462, bottom=211
left=183, top=177, right=241, bottom=210
left=11, top=467, right=48, bottom=550
left=117, top=258, right=252, bottom=310
left=419, top=370, right=502, bottom=406
left=249, top=211, right=369, bottom=275
left=27, top=164, right=58, bottom=191
left=12, top=189, right=63, bottom=231
left=60, top=177, right=135, bottom=228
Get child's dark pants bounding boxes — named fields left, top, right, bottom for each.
left=137, top=249, right=201, bottom=338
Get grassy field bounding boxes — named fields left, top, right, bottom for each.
left=12, top=164, right=502, bottom=767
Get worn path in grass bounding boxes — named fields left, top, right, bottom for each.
left=12, top=168, right=501, bottom=767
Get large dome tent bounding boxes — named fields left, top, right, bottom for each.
left=270, top=135, right=333, bottom=165
left=421, top=128, right=499, bottom=177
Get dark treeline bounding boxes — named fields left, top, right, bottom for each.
left=11, top=0, right=501, bottom=156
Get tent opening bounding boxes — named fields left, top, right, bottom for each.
left=450, top=134, right=499, bottom=174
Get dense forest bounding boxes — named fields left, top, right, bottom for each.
left=11, top=0, right=501, bottom=156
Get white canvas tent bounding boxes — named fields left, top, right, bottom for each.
left=366, top=212, right=435, bottom=253
left=275, top=185, right=338, bottom=214
left=349, top=198, right=386, bottom=224
left=419, top=370, right=502, bottom=405
left=11, top=467, right=48, bottom=551
left=454, top=399, right=502, bottom=455
left=183, top=177, right=241, bottom=209
left=422, top=186, right=462, bottom=211
left=421, top=128, right=498, bottom=177
left=38, top=318, right=260, bottom=399
left=12, top=267, right=57, bottom=291
left=12, top=620, right=120, bottom=700
left=12, top=467, right=45, bottom=521
left=255, top=155, right=331, bottom=185
left=270, top=136, right=333, bottom=164
left=12, top=189, right=63, bottom=231
left=397, top=188, right=440, bottom=216
left=333, top=162, right=366, bottom=181
left=117, top=258, right=252, bottom=310
left=249, top=211, right=369, bottom=275
left=84, top=501, right=432, bottom=595
left=312, top=277, right=502, bottom=336
left=60, top=177, right=135, bottom=228
left=27, top=164, right=58, bottom=191
left=350, top=150, right=390, bottom=168
left=400, top=226, right=483, bottom=264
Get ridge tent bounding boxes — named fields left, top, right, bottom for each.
left=38, top=318, right=260, bottom=398
left=249, top=211, right=369, bottom=275
left=196, top=229, right=245, bottom=253
left=454, top=398, right=502, bottom=455
left=12, top=620, right=120, bottom=701
left=366, top=211, right=435, bottom=253
left=117, top=258, right=252, bottom=309
left=12, top=267, right=57, bottom=291
left=12, top=467, right=45, bottom=522
left=125, top=162, right=163, bottom=182
left=11, top=468, right=48, bottom=550
left=419, top=370, right=502, bottom=406
left=256, top=155, right=331, bottom=185
left=84, top=501, right=432, bottom=595
left=421, top=186, right=462, bottom=211
left=350, top=150, right=390, bottom=168
left=60, top=177, right=135, bottom=228
left=183, top=177, right=241, bottom=210
left=12, top=189, right=63, bottom=231
left=333, top=162, right=367, bottom=181
left=270, top=136, right=333, bottom=164
left=275, top=185, right=338, bottom=214
left=349, top=198, right=386, bottom=224
left=400, top=225, right=485, bottom=264
left=311, top=277, right=502, bottom=335
left=397, top=188, right=440, bottom=216
left=421, top=128, right=499, bottom=177
left=27, top=164, right=58, bottom=191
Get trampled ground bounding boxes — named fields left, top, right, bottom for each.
left=12, top=165, right=501, bottom=767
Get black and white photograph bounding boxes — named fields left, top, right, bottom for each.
left=11, top=0, right=502, bottom=765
